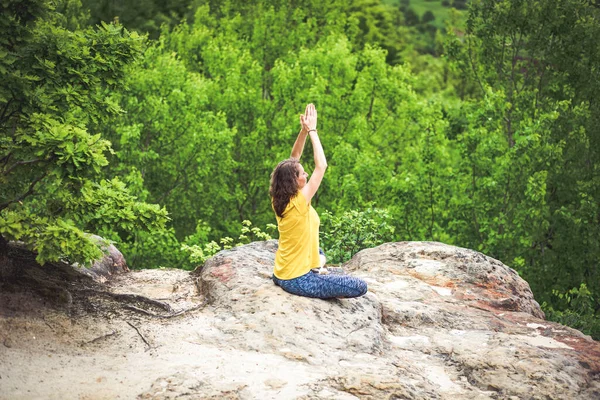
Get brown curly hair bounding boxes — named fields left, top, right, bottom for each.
left=270, top=158, right=300, bottom=218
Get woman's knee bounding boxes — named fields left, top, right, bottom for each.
left=314, top=274, right=368, bottom=298
left=340, top=276, right=367, bottom=298
left=356, top=279, right=368, bottom=296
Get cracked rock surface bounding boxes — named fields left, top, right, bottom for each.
left=1, top=240, right=599, bottom=399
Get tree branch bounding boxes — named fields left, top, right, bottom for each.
left=0, top=153, right=12, bottom=169
left=155, top=150, right=197, bottom=204
left=467, top=36, right=486, bottom=95
left=2, top=159, right=42, bottom=176
left=0, top=170, right=48, bottom=211
left=0, top=98, right=14, bottom=123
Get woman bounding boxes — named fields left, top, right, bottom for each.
left=269, top=104, right=368, bottom=299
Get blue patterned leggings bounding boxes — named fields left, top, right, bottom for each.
left=272, top=270, right=368, bottom=299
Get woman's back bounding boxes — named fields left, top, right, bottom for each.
left=274, top=191, right=320, bottom=280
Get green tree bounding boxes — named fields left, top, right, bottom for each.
left=81, top=0, right=191, bottom=39
left=0, top=0, right=168, bottom=265
left=445, top=0, right=600, bottom=315
left=422, top=10, right=436, bottom=24
left=97, top=37, right=237, bottom=267
left=347, top=0, right=407, bottom=64
left=402, top=7, right=420, bottom=26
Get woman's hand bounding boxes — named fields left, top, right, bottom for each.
left=300, top=103, right=318, bottom=132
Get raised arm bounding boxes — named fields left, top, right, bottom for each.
left=300, top=104, right=327, bottom=203
left=290, top=128, right=307, bottom=160
left=290, top=105, right=310, bottom=159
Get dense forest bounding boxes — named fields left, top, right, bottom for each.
left=1, top=0, right=599, bottom=338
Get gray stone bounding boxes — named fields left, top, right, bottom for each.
left=73, top=234, right=129, bottom=281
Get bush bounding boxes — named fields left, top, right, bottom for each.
left=422, top=11, right=436, bottom=24
left=542, top=284, right=600, bottom=340
left=321, top=208, right=395, bottom=264
left=452, top=0, right=468, bottom=10
left=119, top=227, right=187, bottom=270
left=181, top=220, right=275, bottom=267
left=403, top=8, right=420, bottom=26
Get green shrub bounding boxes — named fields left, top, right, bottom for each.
left=321, top=208, right=395, bottom=264
left=181, top=220, right=275, bottom=268
left=422, top=11, right=436, bottom=24
left=542, top=284, right=600, bottom=340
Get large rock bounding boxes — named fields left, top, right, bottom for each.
left=196, top=240, right=385, bottom=362
left=73, top=234, right=129, bottom=282
left=1, top=240, right=599, bottom=399
left=194, top=240, right=600, bottom=399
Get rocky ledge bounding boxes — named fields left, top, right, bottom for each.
left=1, top=241, right=599, bottom=399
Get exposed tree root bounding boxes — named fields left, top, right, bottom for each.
left=82, top=331, right=118, bottom=346
left=126, top=321, right=151, bottom=349
left=73, top=289, right=173, bottom=312
left=124, top=302, right=207, bottom=319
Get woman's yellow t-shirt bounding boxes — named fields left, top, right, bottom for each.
left=273, top=191, right=320, bottom=280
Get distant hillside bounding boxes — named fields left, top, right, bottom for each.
left=384, top=0, right=468, bottom=29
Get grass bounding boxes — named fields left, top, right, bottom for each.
left=383, top=0, right=465, bottom=30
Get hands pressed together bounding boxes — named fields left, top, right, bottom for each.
left=300, top=103, right=318, bottom=133
left=291, top=102, right=326, bottom=200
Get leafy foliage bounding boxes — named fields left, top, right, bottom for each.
left=443, top=0, right=600, bottom=337
left=181, top=220, right=275, bottom=268
left=81, top=0, right=191, bottom=39
left=321, top=208, right=395, bottom=264
left=98, top=3, right=452, bottom=269
left=0, top=0, right=168, bottom=265
left=542, top=284, right=600, bottom=339
left=445, top=0, right=600, bottom=314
